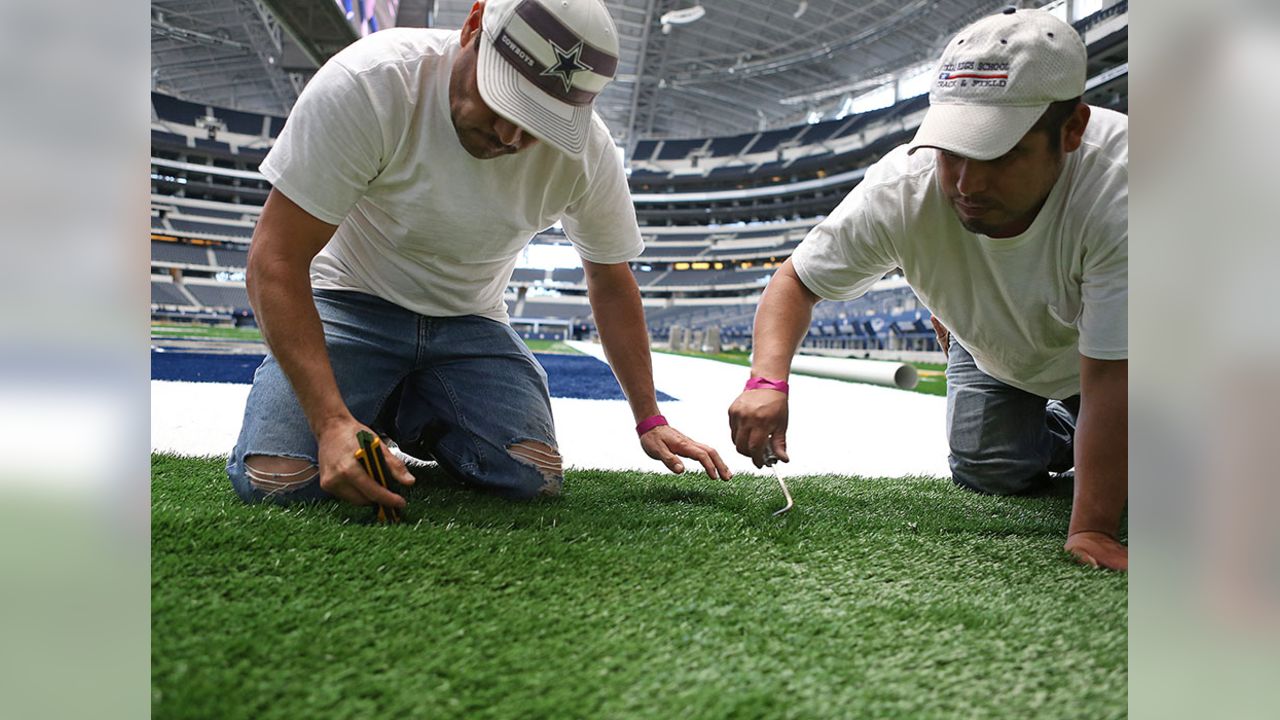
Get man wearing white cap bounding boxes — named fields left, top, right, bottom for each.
left=228, top=0, right=731, bottom=510
left=729, top=8, right=1128, bottom=570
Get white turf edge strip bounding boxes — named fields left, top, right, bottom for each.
left=150, top=347, right=948, bottom=478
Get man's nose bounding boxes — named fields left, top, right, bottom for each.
left=954, top=158, right=990, bottom=196
left=493, top=117, right=525, bottom=149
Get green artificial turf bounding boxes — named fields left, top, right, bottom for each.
left=522, top=339, right=584, bottom=355
left=153, top=455, right=1125, bottom=719
left=152, top=324, right=264, bottom=341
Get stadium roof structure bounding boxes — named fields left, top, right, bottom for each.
left=152, top=0, right=1077, bottom=145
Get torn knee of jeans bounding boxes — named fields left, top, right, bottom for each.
left=244, top=456, right=319, bottom=495
left=506, top=440, right=563, bottom=496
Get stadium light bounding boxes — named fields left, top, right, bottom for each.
left=659, top=5, right=705, bottom=34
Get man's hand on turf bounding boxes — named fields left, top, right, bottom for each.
left=316, top=416, right=414, bottom=508
left=728, top=389, right=790, bottom=468
left=1064, top=531, right=1128, bottom=571
left=639, top=424, right=732, bottom=480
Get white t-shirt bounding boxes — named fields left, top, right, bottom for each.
left=791, top=107, right=1128, bottom=399
left=260, top=29, right=643, bottom=321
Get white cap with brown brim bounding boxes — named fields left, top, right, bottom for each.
left=476, top=0, right=620, bottom=158
left=908, top=8, right=1087, bottom=161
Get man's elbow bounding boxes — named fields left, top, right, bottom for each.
left=244, top=247, right=295, bottom=312
left=769, top=259, right=821, bottom=307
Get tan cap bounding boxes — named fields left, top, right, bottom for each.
left=908, top=8, right=1086, bottom=161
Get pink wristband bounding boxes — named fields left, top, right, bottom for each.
left=635, top=414, right=668, bottom=436
left=745, top=377, right=790, bottom=394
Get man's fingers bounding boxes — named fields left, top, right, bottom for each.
left=707, top=446, right=732, bottom=480
left=1069, top=547, right=1100, bottom=569
left=930, top=316, right=950, bottom=354
left=322, top=468, right=371, bottom=506
left=381, top=443, right=415, bottom=486
left=1096, top=544, right=1129, bottom=572
left=1065, top=535, right=1128, bottom=572
left=732, top=426, right=753, bottom=459
left=663, top=450, right=686, bottom=474
left=678, top=441, right=723, bottom=481
left=355, top=473, right=407, bottom=509
left=769, top=431, right=789, bottom=463
left=337, top=457, right=407, bottom=509
left=747, top=429, right=770, bottom=468
left=647, top=437, right=685, bottom=474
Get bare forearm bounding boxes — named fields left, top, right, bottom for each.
left=585, top=263, right=660, bottom=422
left=1070, top=362, right=1128, bottom=537
left=751, top=259, right=820, bottom=380
left=248, top=260, right=350, bottom=435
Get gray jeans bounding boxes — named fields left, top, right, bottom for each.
left=945, top=342, right=1079, bottom=495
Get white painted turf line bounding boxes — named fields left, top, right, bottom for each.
left=150, top=345, right=949, bottom=478
left=563, top=341, right=949, bottom=477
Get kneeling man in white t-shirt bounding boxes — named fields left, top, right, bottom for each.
left=728, top=9, right=1127, bottom=570
left=228, top=0, right=730, bottom=512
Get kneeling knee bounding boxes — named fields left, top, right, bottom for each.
left=504, top=439, right=563, bottom=500
left=950, top=455, right=1046, bottom=496
left=238, top=455, right=320, bottom=503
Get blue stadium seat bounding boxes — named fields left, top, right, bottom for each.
left=218, top=107, right=264, bottom=136
left=656, top=138, right=706, bottom=161
left=152, top=93, right=204, bottom=126
left=631, top=140, right=658, bottom=162
left=747, top=127, right=800, bottom=155
left=707, top=133, right=755, bottom=157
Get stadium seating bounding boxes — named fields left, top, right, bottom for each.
left=638, top=245, right=710, bottom=259
left=514, top=301, right=593, bottom=319
left=656, top=138, right=707, bottom=161
left=152, top=241, right=213, bottom=266
left=168, top=218, right=253, bottom=239
left=148, top=4, right=1125, bottom=351
left=184, top=284, right=250, bottom=309
left=511, top=268, right=548, bottom=284
left=212, top=247, right=248, bottom=269
left=550, top=268, right=585, bottom=285
left=151, top=281, right=192, bottom=307
left=151, top=93, right=204, bottom=127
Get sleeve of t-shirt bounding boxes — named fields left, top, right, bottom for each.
left=560, top=123, right=645, bottom=265
left=258, top=61, right=386, bottom=226
left=789, top=177, right=899, bottom=301
left=1078, top=205, right=1128, bottom=360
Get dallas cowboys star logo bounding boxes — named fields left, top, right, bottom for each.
left=540, top=39, right=594, bottom=94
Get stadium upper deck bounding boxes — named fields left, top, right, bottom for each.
left=150, top=1, right=1125, bottom=349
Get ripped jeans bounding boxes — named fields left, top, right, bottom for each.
left=226, top=289, right=562, bottom=504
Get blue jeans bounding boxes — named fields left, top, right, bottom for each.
left=226, top=289, right=561, bottom=504
left=945, top=341, right=1079, bottom=495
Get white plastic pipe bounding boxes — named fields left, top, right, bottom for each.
left=789, top=354, right=918, bottom=390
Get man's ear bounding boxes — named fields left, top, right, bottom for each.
left=1062, top=102, right=1091, bottom=153
left=460, top=1, right=485, bottom=47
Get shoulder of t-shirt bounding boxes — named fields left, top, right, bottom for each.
left=1078, top=106, right=1128, bottom=171
left=582, top=113, right=621, bottom=168
left=1073, top=108, right=1128, bottom=247
left=855, top=144, right=937, bottom=202
left=328, top=27, right=456, bottom=80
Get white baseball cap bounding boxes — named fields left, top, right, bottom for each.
left=476, top=0, right=620, bottom=158
left=908, top=8, right=1087, bottom=161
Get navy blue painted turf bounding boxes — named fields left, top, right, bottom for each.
left=150, top=350, right=675, bottom=401
left=151, top=350, right=265, bottom=385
